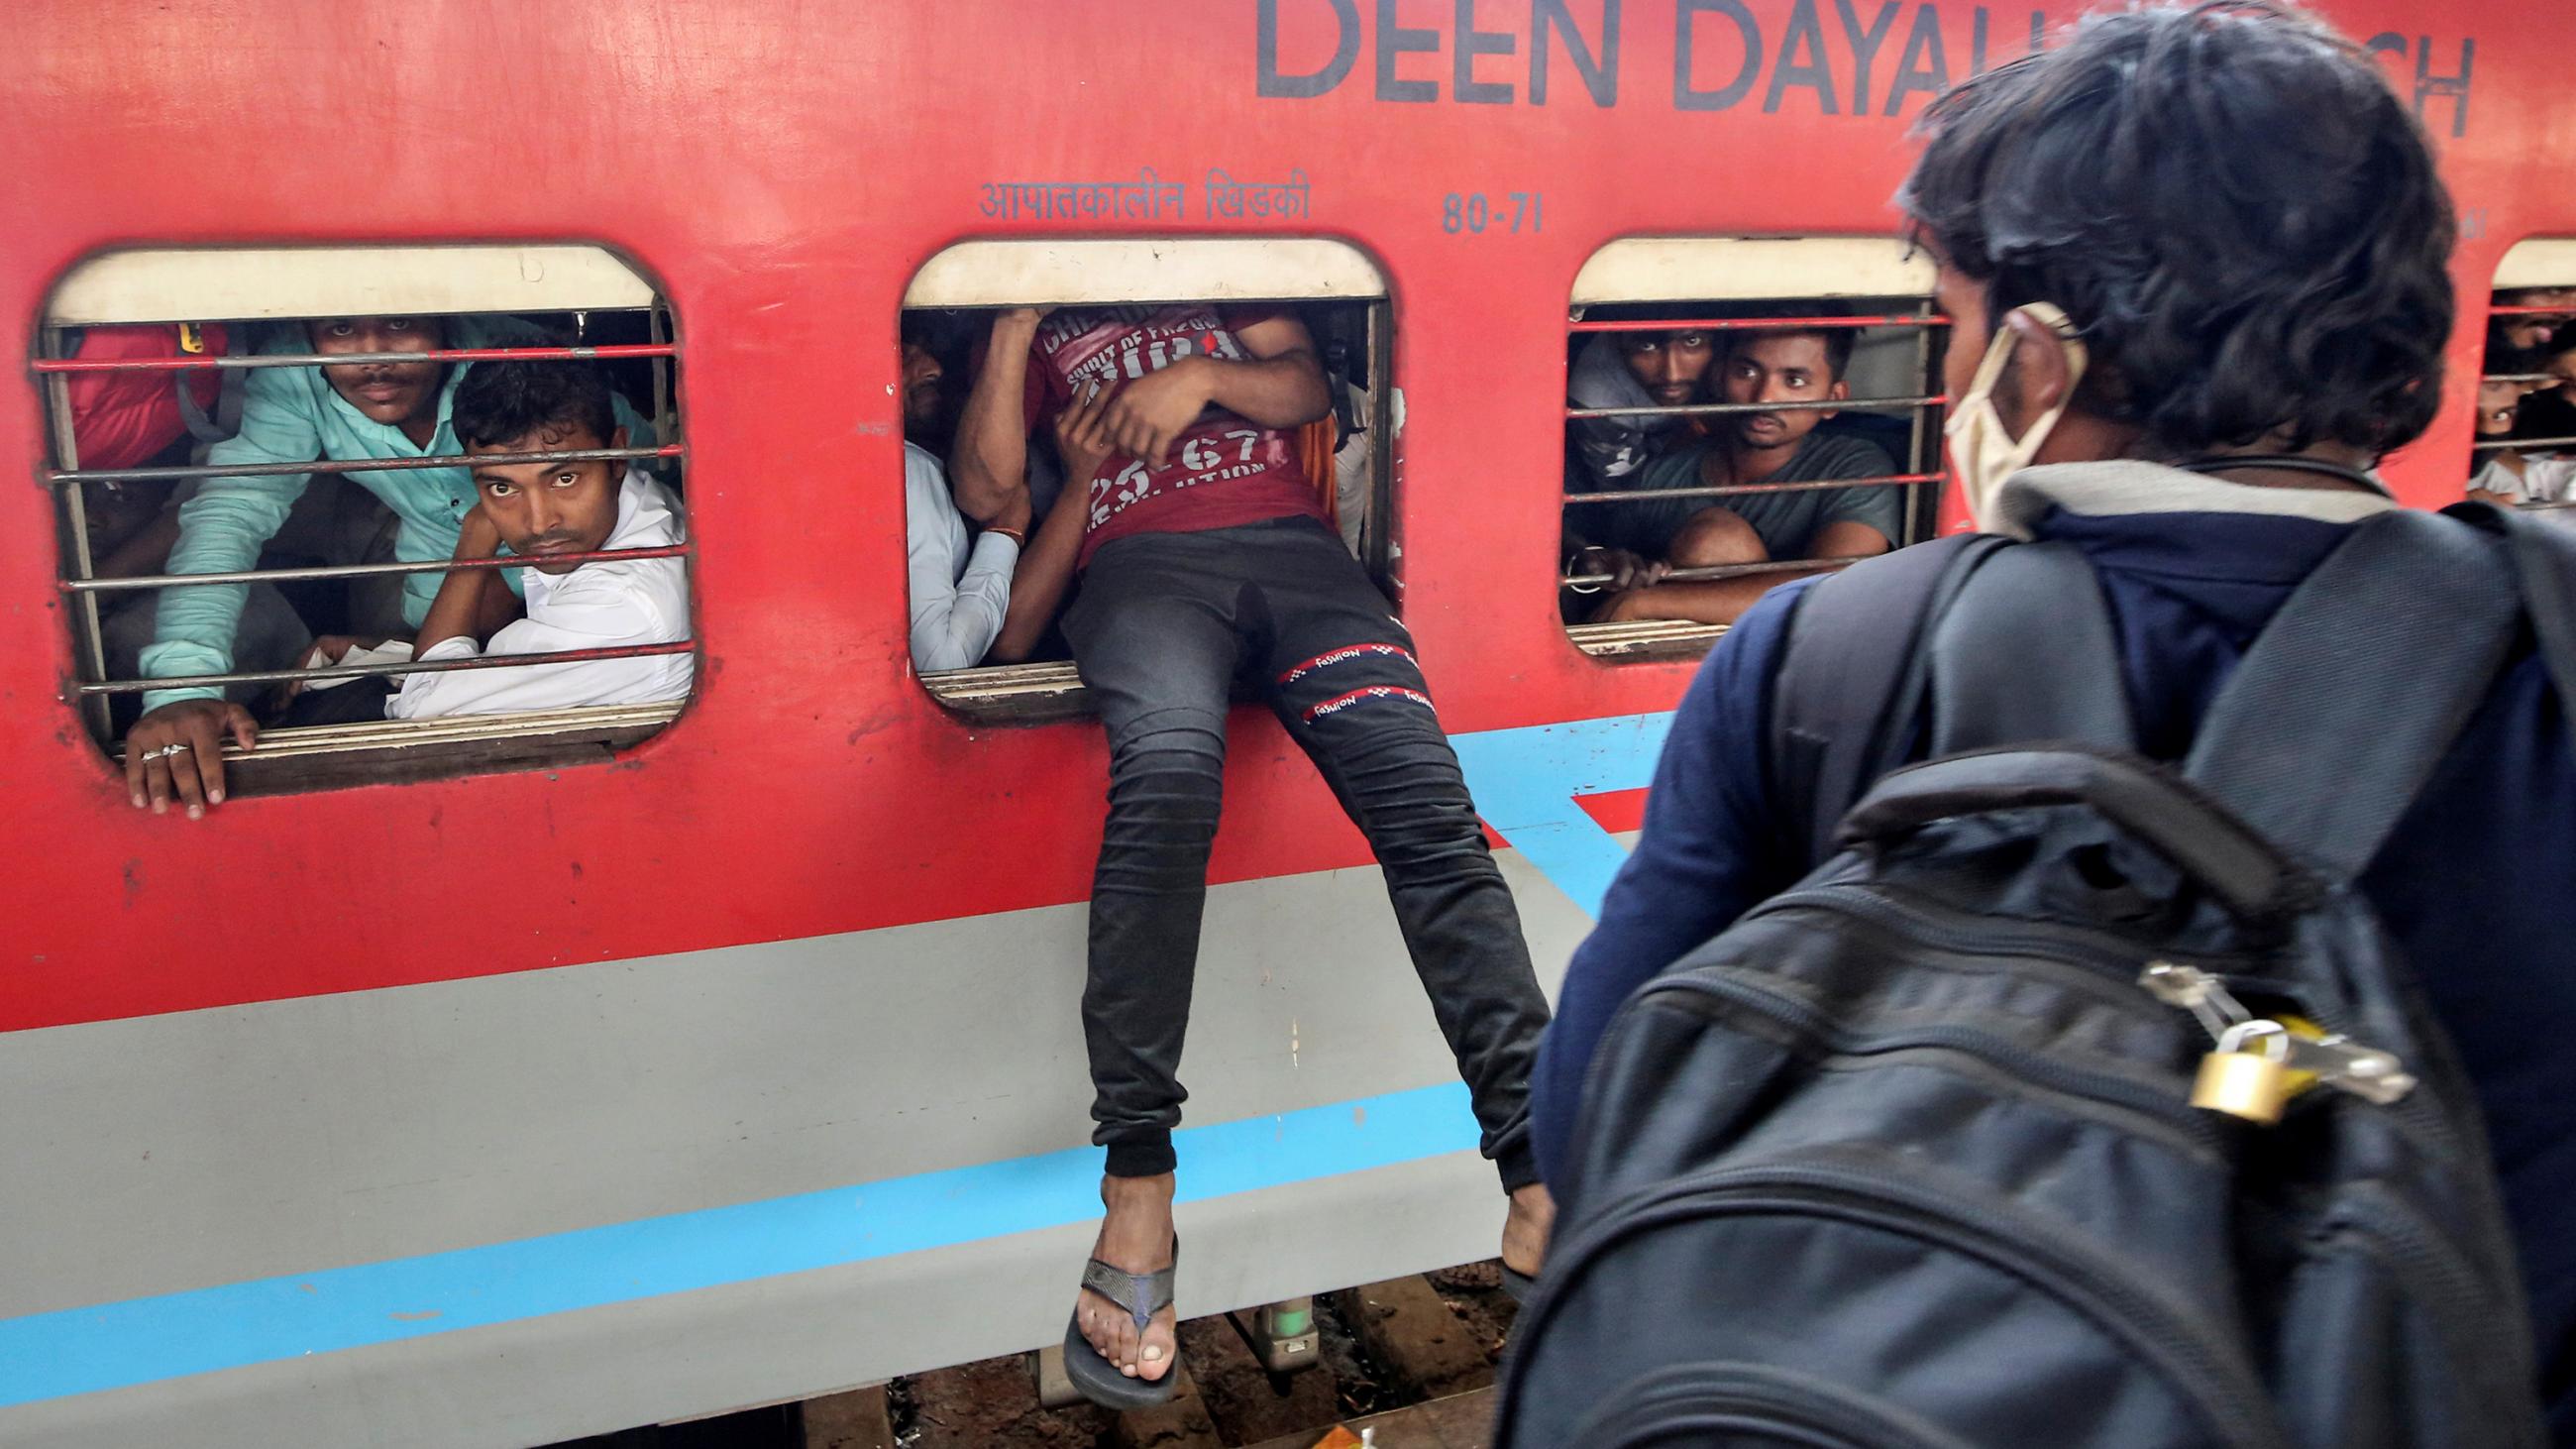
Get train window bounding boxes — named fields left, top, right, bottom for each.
left=900, top=239, right=1394, bottom=723
left=2472, top=240, right=2576, bottom=515
left=38, top=245, right=692, bottom=797
left=1560, top=238, right=1946, bottom=661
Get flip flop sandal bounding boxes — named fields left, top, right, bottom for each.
left=1062, top=1237, right=1181, bottom=1410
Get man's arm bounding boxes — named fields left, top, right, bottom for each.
left=987, top=476, right=1088, bottom=664
left=412, top=507, right=504, bottom=657
left=988, top=382, right=1116, bottom=664
left=95, top=508, right=182, bottom=581
left=1530, top=586, right=1811, bottom=1187
left=134, top=365, right=322, bottom=711
left=948, top=309, right=1045, bottom=524
left=1593, top=447, right=1901, bottom=626
left=123, top=364, right=326, bottom=816
left=388, top=560, right=687, bottom=720
left=1591, top=520, right=1888, bottom=625
left=1097, top=314, right=1330, bottom=466
left=907, top=447, right=1026, bottom=671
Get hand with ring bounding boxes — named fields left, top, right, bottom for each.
left=122, top=698, right=258, bottom=818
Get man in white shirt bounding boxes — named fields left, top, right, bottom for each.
left=904, top=316, right=1032, bottom=671
left=909, top=441, right=1019, bottom=671
left=376, top=361, right=691, bottom=719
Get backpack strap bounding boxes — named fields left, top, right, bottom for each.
left=2184, top=508, right=2520, bottom=878
left=175, top=325, right=248, bottom=447
left=1769, top=533, right=2009, bottom=870
left=1928, top=541, right=2134, bottom=755
left=2449, top=501, right=2576, bottom=754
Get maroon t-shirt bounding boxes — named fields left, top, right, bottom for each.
left=1024, top=304, right=1326, bottom=567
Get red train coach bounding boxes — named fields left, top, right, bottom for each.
left=0, top=2, right=2558, bottom=1445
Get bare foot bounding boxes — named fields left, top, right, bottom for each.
left=1076, top=1172, right=1178, bottom=1382
left=1502, top=1182, right=1555, bottom=1280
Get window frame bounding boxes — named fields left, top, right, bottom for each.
left=37, top=244, right=695, bottom=795
left=901, top=238, right=1397, bottom=724
left=1560, top=237, right=1948, bottom=662
left=2475, top=240, right=2576, bottom=515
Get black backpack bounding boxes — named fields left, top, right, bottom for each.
left=1494, top=504, right=2576, bottom=1448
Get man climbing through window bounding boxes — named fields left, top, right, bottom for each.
left=949, top=302, right=1554, bottom=1409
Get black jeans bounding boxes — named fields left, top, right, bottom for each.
left=1063, top=517, right=1549, bottom=1191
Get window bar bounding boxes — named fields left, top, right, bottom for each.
left=1566, top=315, right=1950, bottom=334
left=31, top=343, right=679, bottom=374
left=1561, top=556, right=1863, bottom=590
left=650, top=300, right=677, bottom=447
left=64, top=542, right=693, bottom=595
left=2473, top=436, right=2576, bottom=451
left=2521, top=499, right=2576, bottom=511
left=1366, top=299, right=1397, bottom=588
left=2485, top=374, right=2559, bottom=384
left=49, top=443, right=682, bottom=487
left=1562, top=474, right=1939, bottom=506
left=42, top=326, right=114, bottom=740
left=76, top=640, right=697, bottom=696
left=2488, top=305, right=2576, bottom=316
left=1566, top=395, right=1945, bottom=421
left=1906, top=297, right=1941, bottom=546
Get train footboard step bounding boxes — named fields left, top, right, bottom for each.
left=820, top=1268, right=1513, bottom=1446
left=798, top=1384, right=895, bottom=1449
left=1327, top=1278, right=1492, bottom=1400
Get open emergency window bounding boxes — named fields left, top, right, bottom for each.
left=2470, top=240, right=2576, bottom=513
left=900, top=239, right=1394, bottom=724
left=1560, top=238, right=1946, bottom=661
left=39, top=244, right=692, bottom=794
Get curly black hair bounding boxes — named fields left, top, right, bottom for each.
left=1900, top=1, right=2455, bottom=459
left=1725, top=306, right=1859, bottom=381
left=451, top=360, right=618, bottom=452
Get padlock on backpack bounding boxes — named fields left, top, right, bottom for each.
left=2191, top=1020, right=2294, bottom=1124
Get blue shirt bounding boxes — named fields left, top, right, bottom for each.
left=1533, top=468, right=2576, bottom=1426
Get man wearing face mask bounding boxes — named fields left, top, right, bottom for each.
left=1529, top=4, right=2576, bottom=1428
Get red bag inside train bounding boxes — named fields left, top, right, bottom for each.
left=60, top=322, right=229, bottom=470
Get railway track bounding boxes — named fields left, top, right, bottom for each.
left=550, top=1262, right=1518, bottom=1449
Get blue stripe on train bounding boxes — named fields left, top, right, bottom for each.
left=0, top=710, right=1673, bottom=1408
left=0, top=1081, right=1481, bottom=1406
left=1452, top=711, right=1672, bottom=916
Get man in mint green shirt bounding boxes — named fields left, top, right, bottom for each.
left=123, top=313, right=649, bottom=818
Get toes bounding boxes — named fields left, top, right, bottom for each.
left=1079, top=1302, right=1123, bottom=1364
left=1135, top=1311, right=1177, bottom=1382
left=1081, top=1293, right=1142, bottom=1372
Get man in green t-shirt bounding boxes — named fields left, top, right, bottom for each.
left=1574, top=328, right=1901, bottom=625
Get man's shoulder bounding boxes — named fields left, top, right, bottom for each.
left=523, top=554, right=685, bottom=643
left=1037, top=305, right=1155, bottom=351
left=1638, top=437, right=1716, bottom=490
left=904, top=442, right=960, bottom=513
left=1794, top=430, right=1899, bottom=478
left=623, top=475, right=688, bottom=543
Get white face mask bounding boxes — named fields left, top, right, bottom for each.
left=1944, top=301, right=2089, bottom=530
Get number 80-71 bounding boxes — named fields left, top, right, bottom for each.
left=1443, top=192, right=1542, bottom=235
